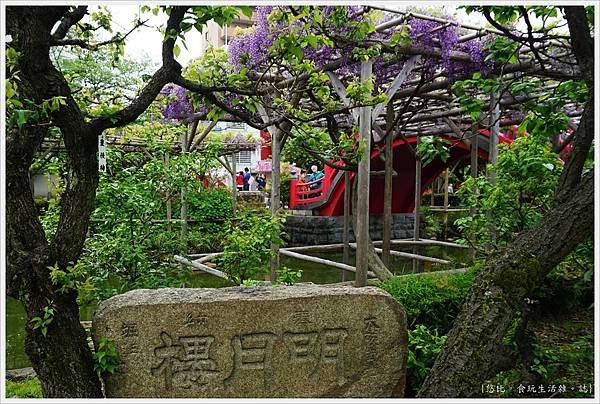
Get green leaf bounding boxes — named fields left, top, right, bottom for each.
left=173, top=44, right=181, bottom=58
left=289, top=45, right=303, bottom=60
left=239, top=6, right=253, bottom=18
left=16, top=109, right=28, bottom=128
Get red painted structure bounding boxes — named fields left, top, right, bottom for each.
left=290, top=128, right=517, bottom=216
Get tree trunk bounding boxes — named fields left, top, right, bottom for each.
left=355, top=60, right=373, bottom=286
left=382, top=102, right=394, bottom=267
left=418, top=170, right=593, bottom=397
left=6, top=7, right=103, bottom=397
left=6, top=5, right=188, bottom=397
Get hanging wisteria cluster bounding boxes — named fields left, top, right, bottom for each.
left=163, top=6, right=496, bottom=122
left=227, top=6, right=492, bottom=83
left=228, top=6, right=275, bottom=71
left=160, top=84, right=194, bottom=121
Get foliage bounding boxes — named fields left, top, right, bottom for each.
left=275, top=266, right=303, bottom=285
left=379, top=270, right=476, bottom=333
left=518, top=80, right=588, bottom=140
left=282, top=128, right=334, bottom=170
left=406, top=325, right=448, bottom=395
left=416, top=136, right=451, bottom=166
left=53, top=47, right=156, bottom=118
left=454, top=134, right=561, bottom=251
left=92, top=337, right=119, bottom=376
left=49, top=261, right=96, bottom=303
left=533, top=238, right=594, bottom=312
left=5, top=378, right=43, bottom=398
left=488, top=332, right=593, bottom=398
left=421, top=206, right=444, bottom=239
left=29, top=302, right=56, bottom=338
left=184, top=188, right=233, bottom=223
left=37, top=122, right=233, bottom=303
left=218, top=210, right=287, bottom=284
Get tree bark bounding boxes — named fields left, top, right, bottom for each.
left=382, top=102, right=394, bottom=267
left=355, top=60, right=373, bottom=287
left=351, top=175, right=394, bottom=282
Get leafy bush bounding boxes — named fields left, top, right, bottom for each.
left=406, top=325, right=448, bottom=396
left=218, top=210, right=287, bottom=284
left=379, top=270, right=476, bottom=333
left=275, top=266, right=303, bottom=285
left=92, top=337, right=119, bottom=376
left=455, top=135, right=561, bottom=251
left=181, top=188, right=233, bottom=223
left=5, top=378, right=42, bottom=398
left=532, top=238, right=594, bottom=312
left=488, top=333, right=594, bottom=398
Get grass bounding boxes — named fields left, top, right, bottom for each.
left=6, top=378, right=42, bottom=398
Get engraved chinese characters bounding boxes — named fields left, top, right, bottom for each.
left=93, top=284, right=408, bottom=398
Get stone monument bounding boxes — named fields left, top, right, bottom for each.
left=92, top=284, right=407, bottom=398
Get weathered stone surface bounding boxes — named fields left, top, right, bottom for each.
left=92, top=284, right=407, bottom=398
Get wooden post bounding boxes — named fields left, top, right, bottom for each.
left=269, top=131, right=281, bottom=281
left=180, top=129, right=189, bottom=248
left=165, top=152, right=172, bottom=232
left=470, top=123, right=479, bottom=259
left=355, top=60, right=373, bottom=287
left=382, top=102, right=394, bottom=267
left=231, top=152, right=237, bottom=215
left=489, top=90, right=500, bottom=184
left=443, top=168, right=449, bottom=240
left=488, top=91, right=500, bottom=244
left=342, top=171, right=351, bottom=281
left=412, top=137, right=422, bottom=272
left=430, top=180, right=435, bottom=206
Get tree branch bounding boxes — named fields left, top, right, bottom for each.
left=88, top=7, right=188, bottom=132
left=51, top=6, right=87, bottom=40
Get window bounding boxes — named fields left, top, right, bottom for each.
left=236, top=150, right=252, bottom=165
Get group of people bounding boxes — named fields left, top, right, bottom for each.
left=297, top=165, right=325, bottom=198
left=236, top=167, right=266, bottom=191
left=234, top=164, right=324, bottom=197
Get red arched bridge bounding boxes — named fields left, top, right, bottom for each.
left=289, top=127, right=517, bottom=216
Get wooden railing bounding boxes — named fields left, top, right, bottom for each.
left=289, top=166, right=334, bottom=209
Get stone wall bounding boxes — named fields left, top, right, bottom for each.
left=237, top=191, right=268, bottom=210
left=283, top=214, right=426, bottom=246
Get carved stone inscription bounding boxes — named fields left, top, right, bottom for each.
left=93, top=285, right=407, bottom=398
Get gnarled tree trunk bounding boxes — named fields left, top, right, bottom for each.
left=6, top=5, right=188, bottom=397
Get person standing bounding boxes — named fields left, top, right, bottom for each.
left=236, top=171, right=244, bottom=191
left=243, top=167, right=252, bottom=191
left=256, top=174, right=266, bottom=191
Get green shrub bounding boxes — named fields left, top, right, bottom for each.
left=6, top=378, right=43, bottom=398
left=183, top=188, right=233, bottom=223
left=218, top=210, right=287, bottom=284
left=455, top=135, right=561, bottom=251
left=406, top=325, right=448, bottom=396
left=379, top=270, right=476, bottom=333
left=532, top=238, right=594, bottom=312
